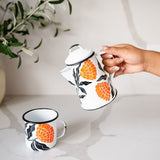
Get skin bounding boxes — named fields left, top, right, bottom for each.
left=101, top=44, right=160, bottom=77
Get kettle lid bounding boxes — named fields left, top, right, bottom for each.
left=65, top=44, right=93, bottom=65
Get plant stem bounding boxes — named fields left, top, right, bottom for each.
left=6, top=19, right=25, bottom=36
left=6, top=0, right=49, bottom=36
left=26, top=0, right=49, bottom=19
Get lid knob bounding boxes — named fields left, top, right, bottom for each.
left=65, top=44, right=93, bottom=65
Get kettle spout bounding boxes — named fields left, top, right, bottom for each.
left=60, top=67, right=75, bottom=85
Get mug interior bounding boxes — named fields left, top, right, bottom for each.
left=23, top=108, right=58, bottom=124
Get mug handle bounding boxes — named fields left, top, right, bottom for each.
left=57, top=120, right=67, bottom=139
left=96, top=51, right=115, bottom=84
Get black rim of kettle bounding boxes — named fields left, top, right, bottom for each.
left=66, top=52, right=95, bottom=66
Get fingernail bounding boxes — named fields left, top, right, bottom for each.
left=120, top=67, right=125, bottom=71
left=111, top=66, right=120, bottom=71
left=106, top=54, right=114, bottom=58
left=116, top=58, right=124, bottom=64
left=102, top=46, right=108, bottom=49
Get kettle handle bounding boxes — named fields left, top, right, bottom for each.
left=96, top=51, right=115, bottom=84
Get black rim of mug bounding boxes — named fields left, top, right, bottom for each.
left=22, top=108, right=59, bottom=124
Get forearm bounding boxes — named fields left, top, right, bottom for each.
left=144, top=50, right=160, bottom=76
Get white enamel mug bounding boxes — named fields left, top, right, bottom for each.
left=22, top=108, right=67, bottom=151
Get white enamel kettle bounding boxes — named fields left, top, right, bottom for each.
left=61, top=44, right=117, bottom=110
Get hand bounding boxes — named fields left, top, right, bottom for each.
left=101, top=44, right=146, bottom=77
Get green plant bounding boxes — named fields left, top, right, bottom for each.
left=0, top=0, right=72, bottom=68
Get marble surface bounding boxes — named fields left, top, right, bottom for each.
left=0, top=95, right=160, bottom=160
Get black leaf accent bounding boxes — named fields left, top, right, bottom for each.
left=25, top=122, right=28, bottom=128
left=76, top=64, right=81, bottom=83
left=76, top=63, right=81, bottom=76
left=110, top=84, right=114, bottom=98
left=79, top=81, right=92, bottom=86
left=79, top=87, right=87, bottom=94
left=68, top=81, right=75, bottom=86
left=97, top=75, right=107, bottom=82
left=98, top=61, right=103, bottom=71
left=31, top=141, right=38, bottom=151
left=73, top=69, right=76, bottom=79
left=35, top=141, right=49, bottom=150
left=73, top=69, right=77, bottom=85
left=79, top=95, right=85, bottom=99
left=26, top=124, right=35, bottom=140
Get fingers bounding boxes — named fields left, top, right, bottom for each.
left=102, top=57, right=123, bottom=67
left=114, top=67, right=125, bottom=77
left=112, top=44, right=129, bottom=47
left=101, top=45, right=125, bottom=57
left=101, top=45, right=127, bottom=77
left=101, top=53, right=114, bottom=59
left=104, top=66, right=120, bottom=74
left=104, top=65, right=125, bottom=77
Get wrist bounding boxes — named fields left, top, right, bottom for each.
left=143, top=50, right=160, bottom=74
left=143, top=50, right=151, bottom=73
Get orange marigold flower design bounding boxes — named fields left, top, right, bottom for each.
left=80, top=60, right=97, bottom=80
left=36, top=124, right=54, bottom=143
left=95, top=82, right=111, bottom=101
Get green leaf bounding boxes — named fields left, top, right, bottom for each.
left=38, top=0, right=45, bottom=6
left=9, top=51, right=18, bottom=58
left=7, top=24, right=13, bottom=32
left=30, top=16, right=39, bottom=21
left=14, top=3, right=18, bottom=18
left=34, top=39, right=42, bottom=49
left=21, top=47, right=34, bottom=56
left=34, top=56, right=39, bottom=63
left=0, top=43, right=18, bottom=58
left=49, top=0, right=64, bottom=5
left=31, top=15, right=44, bottom=21
left=67, top=0, right=72, bottom=14
left=40, top=22, right=46, bottom=27
left=17, top=50, right=23, bottom=54
left=5, top=36, right=18, bottom=43
left=13, top=13, right=17, bottom=26
left=9, top=42, right=23, bottom=47
left=17, top=55, right=22, bottom=68
left=63, top=29, right=70, bottom=32
left=23, top=39, right=27, bottom=48
left=54, top=28, right=58, bottom=37
left=3, top=20, right=8, bottom=35
left=30, top=22, right=34, bottom=29
left=16, top=29, right=29, bottom=35
left=0, top=43, right=8, bottom=55
left=6, top=2, right=12, bottom=10
left=18, top=1, right=24, bottom=19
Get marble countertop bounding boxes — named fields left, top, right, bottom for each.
left=0, top=95, right=160, bottom=160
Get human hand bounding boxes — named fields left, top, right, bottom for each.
left=101, top=44, right=146, bottom=77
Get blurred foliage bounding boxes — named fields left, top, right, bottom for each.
left=0, top=0, right=72, bottom=68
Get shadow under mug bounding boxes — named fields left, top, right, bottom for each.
left=22, top=108, right=67, bottom=151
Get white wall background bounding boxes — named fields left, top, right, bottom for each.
left=2, top=0, right=160, bottom=95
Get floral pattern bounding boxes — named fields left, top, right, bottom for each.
left=25, top=123, right=54, bottom=151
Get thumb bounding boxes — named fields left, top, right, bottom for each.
left=102, top=46, right=124, bottom=57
